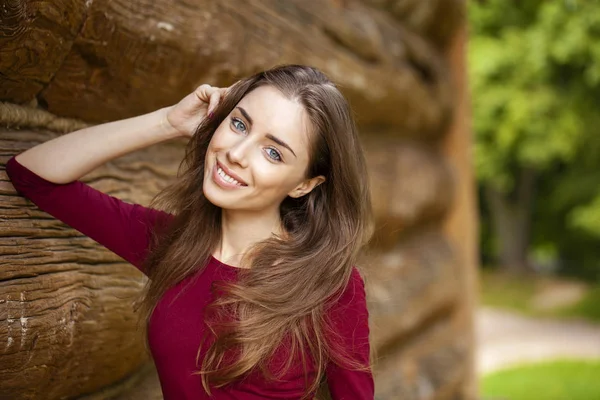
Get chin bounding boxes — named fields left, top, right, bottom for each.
left=202, top=180, right=225, bottom=208
left=202, top=180, right=243, bottom=211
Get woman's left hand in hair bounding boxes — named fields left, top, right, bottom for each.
left=164, top=83, right=232, bottom=138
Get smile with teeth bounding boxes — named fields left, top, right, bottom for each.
left=217, top=166, right=246, bottom=186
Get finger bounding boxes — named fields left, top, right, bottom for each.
left=194, top=84, right=214, bottom=103
left=207, top=90, right=221, bottom=115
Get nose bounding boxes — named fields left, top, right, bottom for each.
left=226, top=136, right=250, bottom=168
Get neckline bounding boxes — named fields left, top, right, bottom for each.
left=210, top=254, right=245, bottom=270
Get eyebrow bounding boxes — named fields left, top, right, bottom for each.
left=236, top=106, right=297, bottom=158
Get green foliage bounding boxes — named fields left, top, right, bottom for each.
left=482, top=359, right=600, bottom=400
left=570, top=193, right=600, bottom=237
left=470, top=0, right=600, bottom=275
left=470, top=0, right=600, bottom=192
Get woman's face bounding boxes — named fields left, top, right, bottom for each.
left=203, top=85, right=323, bottom=213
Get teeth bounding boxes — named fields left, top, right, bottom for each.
left=217, top=166, right=243, bottom=186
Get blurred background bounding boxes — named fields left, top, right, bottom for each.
left=0, top=0, right=598, bottom=399
left=470, top=1, right=600, bottom=399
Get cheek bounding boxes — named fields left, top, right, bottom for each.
left=208, top=126, right=231, bottom=149
left=204, top=130, right=228, bottom=170
left=205, top=128, right=233, bottom=167
left=252, top=166, right=302, bottom=194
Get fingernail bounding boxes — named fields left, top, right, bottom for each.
left=208, top=111, right=214, bottom=119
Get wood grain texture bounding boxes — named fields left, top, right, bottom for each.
left=364, top=231, right=459, bottom=350
left=0, top=129, right=185, bottom=400
left=440, top=24, right=479, bottom=399
left=77, top=362, right=163, bottom=400
left=0, top=0, right=453, bottom=138
left=0, top=0, right=88, bottom=103
left=373, top=313, right=469, bottom=400
left=0, top=1, right=474, bottom=399
left=364, top=137, right=454, bottom=249
left=365, top=0, right=466, bottom=49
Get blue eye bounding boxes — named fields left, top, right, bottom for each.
left=265, top=147, right=282, bottom=162
left=231, top=117, right=247, bottom=134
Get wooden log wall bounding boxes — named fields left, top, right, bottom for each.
left=0, top=1, right=476, bottom=399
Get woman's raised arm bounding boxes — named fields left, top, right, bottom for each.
left=14, top=83, right=230, bottom=183
left=7, top=84, right=229, bottom=273
left=14, top=107, right=180, bottom=184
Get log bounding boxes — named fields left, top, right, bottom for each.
left=440, top=23, right=479, bottom=399
left=374, top=313, right=469, bottom=400
left=364, top=137, right=454, bottom=249
left=364, top=231, right=459, bottom=350
left=0, top=128, right=185, bottom=400
left=0, top=0, right=87, bottom=104
left=365, top=0, right=466, bottom=49
left=76, top=362, right=162, bottom=400
left=0, top=0, right=452, bottom=138
left=0, top=2, right=474, bottom=398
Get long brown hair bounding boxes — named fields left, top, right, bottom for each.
left=136, top=64, right=374, bottom=398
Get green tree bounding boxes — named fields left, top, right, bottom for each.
left=469, top=0, right=600, bottom=273
left=534, top=103, right=600, bottom=280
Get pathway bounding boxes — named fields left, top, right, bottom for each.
left=476, top=307, right=600, bottom=374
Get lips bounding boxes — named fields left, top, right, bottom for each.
left=215, top=159, right=248, bottom=186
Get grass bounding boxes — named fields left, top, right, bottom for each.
left=555, top=285, right=600, bottom=322
left=479, top=270, right=537, bottom=314
left=479, top=269, right=600, bottom=323
left=482, top=359, right=600, bottom=400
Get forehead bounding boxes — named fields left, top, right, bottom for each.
left=237, top=86, right=313, bottom=158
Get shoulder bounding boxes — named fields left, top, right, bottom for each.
left=324, top=266, right=370, bottom=344
left=328, top=266, right=368, bottom=314
left=342, top=266, right=367, bottom=300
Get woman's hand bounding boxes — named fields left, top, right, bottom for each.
left=164, top=83, right=232, bottom=138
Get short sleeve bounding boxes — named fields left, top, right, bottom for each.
left=5, top=155, right=173, bottom=274
left=324, top=267, right=374, bottom=399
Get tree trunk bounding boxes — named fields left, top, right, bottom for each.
left=484, top=167, right=536, bottom=273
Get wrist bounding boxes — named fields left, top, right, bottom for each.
left=157, top=106, right=181, bottom=139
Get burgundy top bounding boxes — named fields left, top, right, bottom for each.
left=6, top=155, right=374, bottom=400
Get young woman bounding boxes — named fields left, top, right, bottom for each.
left=6, top=64, right=374, bottom=399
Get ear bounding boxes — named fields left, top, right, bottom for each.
left=288, top=175, right=326, bottom=198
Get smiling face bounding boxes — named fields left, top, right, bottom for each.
left=202, top=85, right=325, bottom=214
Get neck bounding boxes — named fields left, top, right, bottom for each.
left=215, top=207, right=282, bottom=268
